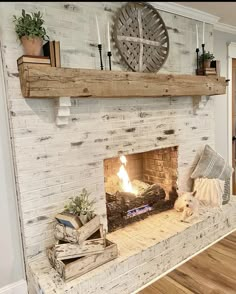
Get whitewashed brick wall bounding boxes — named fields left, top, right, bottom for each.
left=0, top=2, right=214, bottom=261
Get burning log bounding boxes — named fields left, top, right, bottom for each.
left=106, top=181, right=170, bottom=232
left=140, top=183, right=166, bottom=198
left=105, top=154, right=178, bottom=232
left=132, top=179, right=150, bottom=195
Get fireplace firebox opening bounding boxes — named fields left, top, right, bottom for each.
left=104, top=146, right=178, bottom=232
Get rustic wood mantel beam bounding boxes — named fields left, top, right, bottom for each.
left=18, top=64, right=227, bottom=99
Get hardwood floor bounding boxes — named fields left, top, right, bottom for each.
left=140, top=231, right=236, bottom=294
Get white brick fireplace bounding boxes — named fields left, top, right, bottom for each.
left=1, top=2, right=236, bottom=294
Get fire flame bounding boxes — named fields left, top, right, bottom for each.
left=120, top=155, right=127, bottom=165
left=117, top=155, right=135, bottom=194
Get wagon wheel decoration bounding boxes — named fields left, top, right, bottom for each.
left=113, top=2, right=169, bottom=73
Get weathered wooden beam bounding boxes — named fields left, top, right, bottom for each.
left=18, top=64, right=227, bottom=99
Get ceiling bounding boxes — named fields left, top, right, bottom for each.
left=175, top=2, right=236, bottom=27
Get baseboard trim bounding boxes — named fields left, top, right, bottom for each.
left=133, top=227, right=236, bottom=293
left=0, top=279, right=27, bottom=294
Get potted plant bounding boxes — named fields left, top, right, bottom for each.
left=199, top=51, right=215, bottom=68
left=64, top=188, right=95, bottom=225
left=13, top=9, right=48, bottom=56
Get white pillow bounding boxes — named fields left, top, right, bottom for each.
left=193, top=178, right=224, bottom=208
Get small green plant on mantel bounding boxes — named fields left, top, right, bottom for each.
left=64, top=188, right=95, bottom=225
left=199, top=51, right=215, bottom=68
left=13, top=9, right=49, bottom=56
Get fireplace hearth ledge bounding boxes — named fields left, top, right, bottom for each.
left=28, top=198, right=236, bottom=294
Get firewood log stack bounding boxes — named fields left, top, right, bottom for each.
left=106, top=183, right=178, bottom=232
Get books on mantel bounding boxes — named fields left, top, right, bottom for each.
left=53, top=41, right=61, bottom=67
left=197, top=67, right=217, bottom=76
left=43, top=40, right=61, bottom=67
left=43, top=41, right=55, bottom=66
left=205, top=67, right=217, bottom=75
left=17, top=55, right=51, bottom=67
left=211, top=60, right=220, bottom=76
left=17, top=40, right=61, bottom=68
left=55, top=212, right=82, bottom=230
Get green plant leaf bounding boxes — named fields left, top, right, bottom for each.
left=63, top=188, right=95, bottom=218
left=13, top=9, right=48, bottom=40
left=199, top=51, right=215, bottom=61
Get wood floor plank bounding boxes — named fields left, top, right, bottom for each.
left=190, top=249, right=236, bottom=279
left=186, top=255, right=236, bottom=292
left=139, top=284, right=163, bottom=294
left=168, top=265, right=218, bottom=294
left=155, top=276, right=194, bottom=294
left=225, top=232, right=236, bottom=243
left=139, top=276, right=194, bottom=294
left=210, top=240, right=236, bottom=260
left=141, top=231, right=236, bottom=294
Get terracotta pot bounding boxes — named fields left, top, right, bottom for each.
left=21, top=36, right=43, bottom=56
left=203, top=60, right=211, bottom=68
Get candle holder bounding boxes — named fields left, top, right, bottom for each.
left=196, top=48, right=199, bottom=75
left=107, top=51, right=112, bottom=70
left=201, top=43, right=205, bottom=75
left=98, top=44, right=104, bottom=70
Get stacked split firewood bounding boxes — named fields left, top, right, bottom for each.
left=47, top=215, right=118, bottom=282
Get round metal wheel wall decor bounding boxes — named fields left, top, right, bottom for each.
left=113, top=2, right=169, bottom=73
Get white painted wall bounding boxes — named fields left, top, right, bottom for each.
left=0, top=46, right=26, bottom=292
left=213, top=30, right=236, bottom=161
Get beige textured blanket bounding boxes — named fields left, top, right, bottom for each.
left=194, top=178, right=225, bottom=208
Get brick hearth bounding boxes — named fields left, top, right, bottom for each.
left=28, top=199, right=236, bottom=294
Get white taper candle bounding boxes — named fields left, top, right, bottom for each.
left=95, top=15, right=101, bottom=44
left=196, top=24, right=199, bottom=48
left=107, top=22, right=111, bottom=52
left=202, top=22, right=205, bottom=44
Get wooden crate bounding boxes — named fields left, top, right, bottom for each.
left=53, top=226, right=106, bottom=260
left=54, top=215, right=100, bottom=244
left=47, top=240, right=118, bottom=282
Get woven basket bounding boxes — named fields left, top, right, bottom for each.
left=113, top=2, right=169, bottom=72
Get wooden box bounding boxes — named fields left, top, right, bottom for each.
left=47, top=240, right=118, bottom=281
left=53, top=226, right=105, bottom=260
left=54, top=215, right=100, bottom=244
